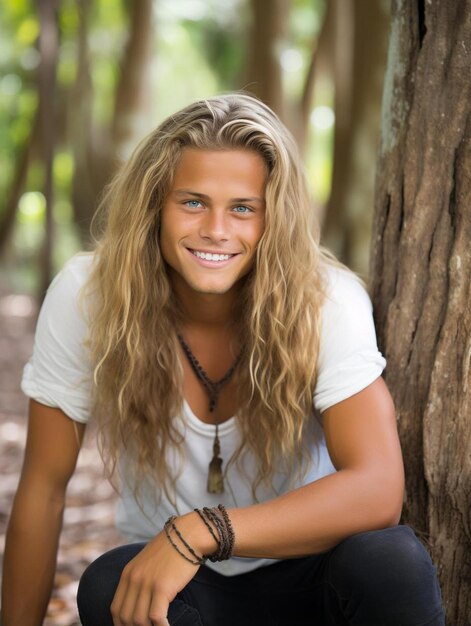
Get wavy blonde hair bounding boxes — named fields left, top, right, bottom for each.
left=85, top=93, right=329, bottom=497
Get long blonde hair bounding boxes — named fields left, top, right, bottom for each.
left=85, top=93, right=328, bottom=496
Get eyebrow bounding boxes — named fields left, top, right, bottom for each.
left=173, top=189, right=265, bottom=204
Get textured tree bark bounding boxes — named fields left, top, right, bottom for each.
left=371, top=1, right=471, bottom=622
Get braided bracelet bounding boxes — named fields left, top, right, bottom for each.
left=202, top=507, right=230, bottom=561
left=197, top=504, right=235, bottom=562
left=218, top=504, right=235, bottom=556
left=194, top=507, right=221, bottom=549
left=164, top=515, right=206, bottom=566
left=164, top=506, right=235, bottom=566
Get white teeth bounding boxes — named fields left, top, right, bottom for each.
left=193, top=251, right=231, bottom=262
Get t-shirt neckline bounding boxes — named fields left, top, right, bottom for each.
left=182, top=399, right=237, bottom=436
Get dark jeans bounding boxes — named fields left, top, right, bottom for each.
left=77, top=525, right=445, bottom=626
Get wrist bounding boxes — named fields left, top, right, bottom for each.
left=178, top=511, right=219, bottom=557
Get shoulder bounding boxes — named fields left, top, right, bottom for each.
left=21, top=253, right=97, bottom=423
left=314, top=261, right=385, bottom=413
left=48, top=253, right=94, bottom=295
left=318, top=263, right=376, bottom=346
left=31, top=252, right=97, bottom=369
left=43, top=253, right=95, bottom=320
left=321, top=263, right=372, bottom=318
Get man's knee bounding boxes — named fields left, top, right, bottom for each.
left=331, top=525, right=437, bottom=590
left=77, top=543, right=146, bottom=625
left=328, top=526, right=444, bottom=624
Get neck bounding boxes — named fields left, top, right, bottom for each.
left=173, top=283, right=243, bottom=330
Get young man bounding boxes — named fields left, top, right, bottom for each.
left=2, top=94, right=444, bottom=626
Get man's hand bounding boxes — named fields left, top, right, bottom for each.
left=111, top=513, right=213, bottom=626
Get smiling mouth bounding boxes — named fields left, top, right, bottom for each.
left=189, top=249, right=236, bottom=262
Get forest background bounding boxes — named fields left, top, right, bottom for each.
left=0, top=0, right=469, bottom=625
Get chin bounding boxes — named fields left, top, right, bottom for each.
left=185, top=272, right=236, bottom=294
left=192, top=283, right=234, bottom=295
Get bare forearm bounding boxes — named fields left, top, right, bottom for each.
left=186, top=468, right=403, bottom=560
left=230, top=468, right=402, bottom=558
left=220, top=381, right=405, bottom=560
left=2, top=490, right=64, bottom=626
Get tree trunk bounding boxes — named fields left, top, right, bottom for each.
left=71, top=0, right=154, bottom=246
left=37, top=0, right=59, bottom=299
left=323, top=0, right=389, bottom=275
left=290, top=0, right=334, bottom=153
left=110, top=0, right=154, bottom=159
left=0, top=109, right=39, bottom=254
left=371, top=1, right=471, bottom=623
left=321, top=0, right=354, bottom=258
left=70, top=0, right=99, bottom=248
left=246, top=0, right=290, bottom=120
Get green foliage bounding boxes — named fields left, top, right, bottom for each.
left=1, top=0, right=334, bottom=294
left=285, top=0, right=326, bottom=98
left=0, top=0, right=38, bottom=201
left=172, top=0, right=248, bottom=91
left=88, top=0, right=126, bottom=124
left=308, top=112, right=334, bottom=205
left=0, top=0, right=128, bottom=291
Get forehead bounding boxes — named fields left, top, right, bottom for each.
left=171, top=148, right=268, bottom=189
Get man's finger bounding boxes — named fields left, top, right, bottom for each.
left=149, top=592, right=170, bottom=626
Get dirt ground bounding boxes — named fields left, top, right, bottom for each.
left=0, top=291, right=123, bottom=626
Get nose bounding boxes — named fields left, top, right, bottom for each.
left=199, top=209, right=229, bottom=242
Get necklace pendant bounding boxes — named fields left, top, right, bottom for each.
left=207, top=433, right=224, bottom=494
left=207, top=455, right=224, bottom=494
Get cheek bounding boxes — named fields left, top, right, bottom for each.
left=249, top=220, right=265, bottom=248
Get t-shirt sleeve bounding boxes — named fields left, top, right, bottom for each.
left=313, top=266, right=386, bottom=413
left=21, top=256, right=93, bottom=423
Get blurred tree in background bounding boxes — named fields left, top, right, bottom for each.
left=0, top=0, right=389, bottom=297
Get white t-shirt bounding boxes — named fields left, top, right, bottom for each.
left=21, top=253, right=386, bottom=576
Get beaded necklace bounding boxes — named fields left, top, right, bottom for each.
left=177, top=334, right=242, bottom=494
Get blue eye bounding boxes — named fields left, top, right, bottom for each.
left=233, top=205, right=252, bottom=214
left=184, top=200, right=202, bottom=208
